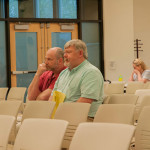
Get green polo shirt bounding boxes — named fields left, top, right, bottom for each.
left=53, top=60, right=104, bottom=117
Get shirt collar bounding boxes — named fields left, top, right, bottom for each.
left=69, top=60, right=88, bottom=73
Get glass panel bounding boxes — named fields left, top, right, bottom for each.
left=52, top=32, right=71, bottom=49
left=18, top=0, right=34, bottom=18
left=15, top=32, right=37, bottom=71
left=15, top=32, right=37, bottom=96
left=82, top=23, right=100, bottom=69
left=17, top=74, right=35, bottom=87
left=36, top=0, right=53, bottom=18
left=81, top=0, right=98, bottom=20
left=0, top=22, right=7, bottom=87
left=0, top=0, right=5, bottom=18
left=15, top=32, right=37, bottom=100
left=16, top=73, right=35, bottom=102
left=9, top=0, right=18, bottom=18
left=58, top=0, right=77, bottom=19
left=9, top=0, right=53, bottom=18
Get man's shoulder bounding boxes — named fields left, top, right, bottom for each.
left=41, top=71, right=53, bottom=77
left=82, top=61, right=101, bottom=74
left=59, top=67, right=69, bottom=75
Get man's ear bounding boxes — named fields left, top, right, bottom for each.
left=58, top=57, right=63, bottom=64
left=79, top=50, right=84, bottom=57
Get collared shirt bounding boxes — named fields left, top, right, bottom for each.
left=39, top=67, right=66, bottom=92
left=53, top=60, right=104, bottom=117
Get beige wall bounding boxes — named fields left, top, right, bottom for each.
left=103, top=0, right=134, bottom=81
left=133, top=0, right=150, bottom=68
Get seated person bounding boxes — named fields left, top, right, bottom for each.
left=129, top=58, right=150, bottom=83
left=28, top=47, right=66, bottom=100
left=49, top=39, right=104, bottom=118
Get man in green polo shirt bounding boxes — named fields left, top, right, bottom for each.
left=49, top=39, right=104, bottom=118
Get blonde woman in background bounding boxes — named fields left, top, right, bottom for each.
left=129, top=58, right=150, bottom=83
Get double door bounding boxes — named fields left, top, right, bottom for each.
left=10, top=23, right=78, bottom=87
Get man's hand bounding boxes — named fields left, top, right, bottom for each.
left=36, top=63, right=47, bottom=76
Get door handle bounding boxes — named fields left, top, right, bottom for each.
left=11, top=71, right=36, bottom=75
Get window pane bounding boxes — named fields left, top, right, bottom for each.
left=81, top=0, right=98, bottom=20
left=52, top=32, right=71, bottom=49
left=0, top=0, right=5, bottom=18
left=9, top=0, right=18, bottom=18
left=58, top=0, right=77, bottom=19
left=15, top=32, right=37, bottom=71
left=9, top=0, right=53, bottom=18
left=18, top=0, right=34, bottom=18
left=82, top=23, right=100, bottom=69
left=15, top=32, right=37, bottom=100
left=0, top=22, right=7, bottom=87
left=36, top=0, right=53, bottom=18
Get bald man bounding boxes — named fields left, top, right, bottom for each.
left=28, top=47, right=66, bottom=100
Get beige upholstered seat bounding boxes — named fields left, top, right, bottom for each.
left=108, top=94, right=138, bottom=104
left=94, top=104, right=135, bottom=125
left=126, top=81, right=148, bottom=94
left=0, top=101, right=22, bottom=143
left=54, top=102, right=91, bottom=149
left=7, top=87, right=26, bottom=102
left=13, top=118, right=68, bottom=150
left=134, top=89, right=150, bottom=122
left=136, top=95, right=150, bottom=122
left=69, top=122, right=135, bottom=150
left=104, top=81, right=125, bottom=95
left=7, top=87, right=27, bottom=113
left=0, top=87, right=8, bottom=101
left=21, top=101, right=55, bottom=121
left=135, top=106, right=150, bottom=150
left=16, top=101, right=56, bottom=138
left=0, top=101, right=22, bottom=117
left=0, top=115, right=15, bottom=150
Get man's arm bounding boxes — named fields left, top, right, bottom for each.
left=36, top=88, right=52, bottom=100
left=77, top=97, right=93, bottom=104
left=49, top=95, right=53, bottom=101
left=28, top=63, right=47, bottom=100
left=28, top=74, right=41, bottom=100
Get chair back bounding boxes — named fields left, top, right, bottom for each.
left=0, top=115, right=15, bottom=150
left=135, top=106, right=150, bottom=150
left=7, top=87, right=26, bottom=102
left=136, top=95, right=150, bottom=121
left=126, top=82, right=147, bottom=94
left=94, top=104, right=135, bottom=125
left=22, top=101, right=56, bottom=122
left=104, top=81, right=125, bottom=95
left=108, top=94, right=138, bottom=104
left=13, top=119, right=68, bottom=150
left=69, top=122, right=135, bottom=150
left=0, top=101, right=22, bottom=117
left=54, top=102, right=91, bottom=149
left=0, top=87, right=8, bottom=100
left=134, top=89, right=150, bottom=122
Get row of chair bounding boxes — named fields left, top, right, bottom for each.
left=0, top=87, right=26, bottom=101
left=0, top=100, right=150, bottom=150
left=2, top=105, right=150, bottom=150
left=0, top=116, right=135, bottom=150
left=104, top=92, right=150, bottom=123
left=1, top=81, right=150, bottom=102
left=0, top=100, right=141, bottom=149
left=104, top=81, right=150, bottom=95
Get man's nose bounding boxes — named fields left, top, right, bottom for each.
left=64, top=53, right=67, bottom=58
left=45, top=59, right=48, bottom=64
